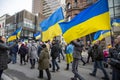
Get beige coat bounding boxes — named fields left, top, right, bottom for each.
left=38, top=47, right=50, bottom=70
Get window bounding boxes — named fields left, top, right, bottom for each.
left=74, top=0, right=78, bottom=7
left=2, top=23, right=4, bottom=28
left=67, top=3, right=71, bottom=9
left=115, top=7, right=120, bottom=17
left=74, top=0, right=77, bottom=2
left=114, top=0, right=120, bottom=6
left=67, top=15, right=71, bottom=22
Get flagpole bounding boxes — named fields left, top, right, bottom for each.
left=89, top=34, right=92, bottom=43
left=110, top=28, right=114, bottom=47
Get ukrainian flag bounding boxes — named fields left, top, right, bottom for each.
left=7, top=27, right=22, bottom=42
left=93, top=30, right=111, bottom=43
left=112, top=18, right=120, bottom=27
left=34, top=32, right=41, bottom=40
left=40, top=7, right=64, bottom=42
left=59, top=0, right=111, bottom=44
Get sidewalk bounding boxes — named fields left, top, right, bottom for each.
left=3, top=51, right=112, bottom=80
left=2, top=73, right=13, bottom=80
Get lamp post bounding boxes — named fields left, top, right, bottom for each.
left=112, top=0, right=115, bottom=31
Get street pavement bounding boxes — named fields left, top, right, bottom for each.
left=2, top=51, right=112, bottom=80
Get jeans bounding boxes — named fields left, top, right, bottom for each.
left=52, top=59, right=60, bottom=71
left=11, top=54, right=17, bottom=64
left=72, top=58, right=85, bottom=80
left=30, top=59, right=35, bottom=68
left=20, top=54, right=26, bottom=64
left=80, top=57, right=86, bottom=64
left=39, top=69, right=51, bottom=80
left=0, top=70, right=3, bottom=80
left=58, top=49, right=65, bottom=62
left=92, top=61, right=109, bottom=78
left=112, top=68, right=120, bottom=80
left=86, top=53, right=94, bottom=63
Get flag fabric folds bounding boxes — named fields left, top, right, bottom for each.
left=40, top=7, right=64, bottom=42
left=112, top=18, right=120, bottom=27
left=93, top=30, right=111, bottom=43
left=34, top=32, right=41, bottom=40
left=59, top=0, right=111, bottom=44
left=7, top=27, right=22, bottom=42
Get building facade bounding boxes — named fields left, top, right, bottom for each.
left=5, top=10, right=39, bottom=39
left=32, top=0, right=43, bottom=15
left=65, top=0, right=96, bottom=21
left=32, top=0, right=63, bottom=17
left=109, top=0, right=120, bottom=36
left=0, top=14, right=10, bottom=36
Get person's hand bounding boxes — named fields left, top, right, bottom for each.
left=15, top=36, right=19, bottom=43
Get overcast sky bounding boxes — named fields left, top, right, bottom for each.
left=0, top=0, right=32, bottom=16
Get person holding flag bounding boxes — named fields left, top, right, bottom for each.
left=0, top=36, right=19, bottom=80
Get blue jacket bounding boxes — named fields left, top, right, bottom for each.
left=10, top=44, right=18, bottom=55
left=66, top=44, right=74, bottom=54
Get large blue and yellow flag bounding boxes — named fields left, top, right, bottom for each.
left=40, top=7, right=64, bottom=42
left=59, top=0, right=111, bottom=44
left=112, top=18, right=120, bottom=27
left=92, top=30, right=111, bottom=43
left=34, top=32, right=41, bottom=40
left=7, top=27, right=22, bottom=42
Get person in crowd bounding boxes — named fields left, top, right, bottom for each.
left=38, top=44, right=51, bottom=80
left=58, top=40, right=65, bottom=63
left=29, top=40, right=38, bottom=69
left=0, top=36, right=18, bottom=80
left=65, top=43, right=74, bottom=70
left=51, top=40, right=60, bottom=72
left=77, top=39, right=86, bottom=66
left=109, top=36, right=120, bottom=80
left=86, top=42, right=94, bottom=63
left=103, top=49, right=109, bottom=68
left=9, top=42, right=19, bottom=64
left=45, top=41, right=51, bottom=53
left=24, top=42, right=29, bottom=62
left=37, top=41, right=43, bottom=57
left=71, top=39, right=85, bottom=80
left=89, top=40, right=109, bottom=80
left=18, top=43, right=27, bottom=65
left=26, top=41, right=32, bottom=62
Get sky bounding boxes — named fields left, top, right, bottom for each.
left=0, top=0, right=32, bottom=16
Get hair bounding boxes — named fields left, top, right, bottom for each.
left=0, top=36, right=2, bottom=40
left=42, top=44, right=46, bottom=48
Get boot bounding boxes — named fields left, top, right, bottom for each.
left=65, top=64, right=69, bottom=70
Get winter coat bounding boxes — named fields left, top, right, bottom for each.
left=9, top=44, right=18, bottom=55
left=93, top=44, right=104, bottom=61
left=72, top=41, right=84, bottom=59
left=0, top=40, right=16, bottom=70
left=51, top=43, right=60, bottom=59
left=38, top=47, right=50, bottom=70
left=29, top=43, right=38, bottom=59
left=18, top=44, right=27, bottom=55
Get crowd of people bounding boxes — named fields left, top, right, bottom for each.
left=0, top=35, right=120, bottom=80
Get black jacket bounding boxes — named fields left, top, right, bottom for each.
left=109, top=44, right=120, bottom=70
left=51, top=43, right=59, bottom=59
left=93, top=44, right=104, bottom=61
left=0, top=40, right=17, bottom=70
